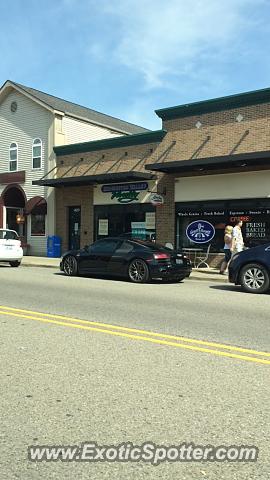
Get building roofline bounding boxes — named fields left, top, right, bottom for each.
left=0, top=80, right=150, bottom=135
left=0, top=80, right=55, bottom=113
left=11, top=81, right=150, bottom=134
left=155, top=87, right=270, bottom=120
left=53, top=129, right=167, bottom=156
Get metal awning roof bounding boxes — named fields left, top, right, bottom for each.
left=145, top=150, right=270, bottom=174
left=33, top=171, right=156, bottom=187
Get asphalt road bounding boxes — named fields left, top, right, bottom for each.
left=0, top=265, right=269, bottom=479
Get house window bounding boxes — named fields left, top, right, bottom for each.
left=55, top=114, right=63, bottom=133
left=9, top=143, right=18, bottom=171
left=32, top=138, right=42, bottom=169
left=31, top=213, right=46, bottom=236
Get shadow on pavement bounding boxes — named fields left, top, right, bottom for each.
left=209, top=285, right=243, bottom=292
left=53, top=272, right=184, bottom=285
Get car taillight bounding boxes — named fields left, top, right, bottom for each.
left=154, top=253, right=170, bottom=260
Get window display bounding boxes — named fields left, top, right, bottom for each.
left=176, top=200, right=270, bottom=252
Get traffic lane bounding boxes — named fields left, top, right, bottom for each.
left=0, top=311, right=269, bottom=480
left=0, top=266, right=270, bottom=352
left=0, top=305, right=269, bottom=365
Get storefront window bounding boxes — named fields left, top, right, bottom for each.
left=31, top=214, right=46, bottom=236
left=94, top=204, right=156, bottom=241
left=176, top=200, right=270, bottom=252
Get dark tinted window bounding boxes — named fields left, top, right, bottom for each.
left=0, top=229, right=19, bottom=240
left=131, top=240, right=173, bottom=252
left=90, top=239, right=119, bottom=254
left=115, top=241, right=135, bottom=254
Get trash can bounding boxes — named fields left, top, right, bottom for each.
left=47, top=235, right=61, bottom=258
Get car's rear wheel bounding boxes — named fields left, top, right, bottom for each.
left=175, top=275, right=186, bottom=282
left=62, top=255, right=78, bottom=276
left=128, top=259, right=149, bottom=283
left=239, top=263, right=270, bottom=294
left=9, top=261, right=20, bottom=267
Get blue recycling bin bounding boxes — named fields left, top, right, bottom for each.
left=47, top=235, right=61, bottom=258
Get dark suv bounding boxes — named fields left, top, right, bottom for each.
left=229, top=244, right=270, bottom=294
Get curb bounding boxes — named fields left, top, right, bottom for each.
left=20, top=263, right=229, bottom=283
left=21, top=263, right=59, bottom=269
left=188, top=274, right=228, bottom=283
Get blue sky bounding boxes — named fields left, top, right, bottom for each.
left=1, top=0, right=270, bottom=129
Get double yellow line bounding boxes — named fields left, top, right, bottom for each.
left=0, top=305, right=269, bottom=366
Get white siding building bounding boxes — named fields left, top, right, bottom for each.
left=0, top=80, right=148, bottom=255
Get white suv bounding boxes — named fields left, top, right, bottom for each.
left=0, top=229, right=23, bottom=267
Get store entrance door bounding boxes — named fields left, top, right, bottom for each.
left=68, top=206, right=81, bottom=250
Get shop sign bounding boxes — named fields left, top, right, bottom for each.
left=101, top=182, right=148, bottom=193
left=145, top=212, right=156, bottom=229
left=178, top=210, right=225, bottom=217
left=131, top=222, right=146, bottom=240
left=101, top=182, right=148, bottom=204
left=245, top=222, right=266, bottom=239
left=98, top=219, right=108, bottom=236
left=111, top=190, right=140, bottom=203
left=186, top=220, right=215, bottom=244
left=230, top=216, right=251, bottom=223
left=149, top=193, right=164, bottom=206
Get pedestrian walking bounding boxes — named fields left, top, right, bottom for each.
left=219, top=225, right=233, bottom=274
left=232, top=219, right=244, bottom=253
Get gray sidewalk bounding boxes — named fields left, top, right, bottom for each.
left=21, top=256, right=228, bottom=283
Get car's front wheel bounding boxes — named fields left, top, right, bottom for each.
left=9, top=261, right=21, bottom=267
left=239, top=263, right=270, bottom=294
left=62, top=255, right=78, bottom=276
left=128, top=259, right=149, bottom=283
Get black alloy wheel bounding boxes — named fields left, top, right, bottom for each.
left=9, top=261, right=20, bottom=267
left=62, top=255, right=78, bottom=276
left=240, top=263, right=270, bottom=294
left=175, top=275, right=186, bottom=282
left=128, top=259, right=149, bottom=283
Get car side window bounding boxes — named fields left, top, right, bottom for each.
left=0, top=230, right=18, bottom=240
left=115, top=241, right=134, bottom=254
left=89, top=240, right=119, bottom=254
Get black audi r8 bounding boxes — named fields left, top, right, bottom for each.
left=60, top=237, right=192, bottom=283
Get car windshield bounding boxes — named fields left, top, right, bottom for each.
left=0, top=230, right=19, bottom=240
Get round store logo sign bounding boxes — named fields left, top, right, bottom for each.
left=186, top=220, right=215, bottom=244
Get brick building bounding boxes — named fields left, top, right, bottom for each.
left=35, top=87, right=270, bottom=264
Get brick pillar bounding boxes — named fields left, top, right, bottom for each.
left=155, top=174, right=175, bottom=246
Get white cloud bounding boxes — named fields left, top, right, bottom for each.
left=101, top=0, right=266, bottom=89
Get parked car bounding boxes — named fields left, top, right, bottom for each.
left=0, top=229, right=23, bottom=267
left=229, top=244, right=270, bottom=294
left=60, top=237, right=192, bottom=283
